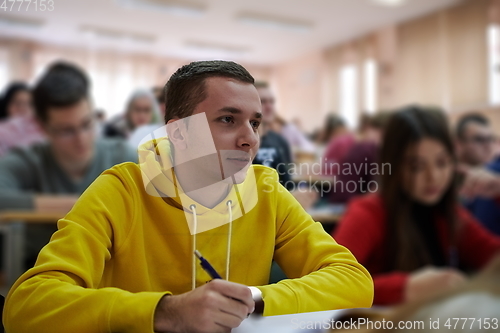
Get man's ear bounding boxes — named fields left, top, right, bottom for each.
left=166, top=118, right=187, bottom=150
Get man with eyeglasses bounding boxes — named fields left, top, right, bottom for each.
left=455, top=112, right=500, bottom=235
left=0, top=62, right=137, bottom=268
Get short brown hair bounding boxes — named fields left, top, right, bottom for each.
left=164, top=60, right=254, bottom=124
left=33, top=61, right=89, bottom=122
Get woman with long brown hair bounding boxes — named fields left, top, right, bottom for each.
left=333, top=105, right=500, bottom=305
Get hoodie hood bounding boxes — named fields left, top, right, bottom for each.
left=138, top=133, right=258, bottom=235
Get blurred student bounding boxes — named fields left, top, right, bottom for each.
left=455, top=113, right=500, bottom=235
left=103, top=89, right=161, bottom=139
left=314, top=113, right=345, bottom=146
left=0, top=62, right=137, bottom=268
left=333, top=106, right=500, bottom=306
left=4, top=60, right=373, bottom=333
left=128, top=88, right=164, bottom=149
left=0, top=82, right=45, bottom=156
left=455, top=113, right=495, bottom=167
left=273, top=115, right=316, bottom=154
left=253, top=81, right=293, bottom=189
left=328, top=113, right=389, bottom=204
left=322, top=114, right=356, bottom=176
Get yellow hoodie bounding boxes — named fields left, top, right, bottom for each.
left=4, top=137, right=373, bottom=333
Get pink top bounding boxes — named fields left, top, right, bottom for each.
left=322, top=133, right=356, bottom=175
left=0, top=116, right=45, bottom=157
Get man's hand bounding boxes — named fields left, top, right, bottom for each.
left=154, top=279, right=255, bottom=333
left=458, top=164, right=500, bottom=199
left=405, top=267, right=467, bottom=303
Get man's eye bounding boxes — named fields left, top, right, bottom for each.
left=251, top=120, right=261, bottom=129
left=220, top=116, right=233, bottom=124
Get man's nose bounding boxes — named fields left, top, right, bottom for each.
left=237, top=124, right=259, bottom=149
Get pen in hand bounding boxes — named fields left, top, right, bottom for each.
left=194, top=250, right=254, bottom=317
left=194, top=250, right=222, bottom=279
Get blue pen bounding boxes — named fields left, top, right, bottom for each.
left=194, top=250, right=222, bottom=279
left=195, top=250, right=255, bottom=316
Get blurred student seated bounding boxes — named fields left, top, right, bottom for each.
left=313, top=113, right=343, bottom=147
left=455, top=113, right=500, bottom=236
left=253, top=81, right=293, bottom=189
left=333, top=105, right=500, bottom=306
left=0, top=61, right=137, bottom=268
left=128, top=87, right=165, bottom=149
left=271, top=115, right=316, bottom=154
left=103, top=88, right=161, bottom=139
left=328, top=113, right=390, bottom=204
left=0, top=82, right=45, bottom=157
left=322, top=114, right=356, bottom=176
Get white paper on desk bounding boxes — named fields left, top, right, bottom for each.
left=233, top=310, right=344, bottom=333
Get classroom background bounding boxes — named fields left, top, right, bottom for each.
left=1, top=0, right=500, bottom=331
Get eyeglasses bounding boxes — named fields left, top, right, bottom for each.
left=466, top=135, right=497, bottom=145
left=46, top=118, right=95, bottom=140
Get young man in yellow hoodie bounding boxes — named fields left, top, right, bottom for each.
left=4, top=60, right=373, bottom=333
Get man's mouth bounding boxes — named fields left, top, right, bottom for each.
left=227, top=154, right=252, bottom=164
left=227, top=157, right=250, bottom=163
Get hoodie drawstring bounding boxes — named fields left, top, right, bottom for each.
left=190, top=201, right=233, bottom=290
left=190, top=204, right=198, bottom=291
left=226, top=200, right=232, bottom=281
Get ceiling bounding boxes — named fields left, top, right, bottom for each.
left=0, top=0, right=463, bottom=65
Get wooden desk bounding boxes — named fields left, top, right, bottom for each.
left=0, top=211, right=63, bottom=287
left=0, top=211, right=64, bottom=224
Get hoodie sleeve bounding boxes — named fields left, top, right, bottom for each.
left=3, top=167, right=169, bottom=333
left=256, top=172, right=374, bottom=316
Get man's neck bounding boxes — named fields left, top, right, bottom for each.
left=172, top=155, right=232, bottom=209
left=182, top=180, right=231, bottom=209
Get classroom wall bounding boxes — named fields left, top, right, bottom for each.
left=265, top=0, right=498, bottom=132
left=269, top=50, right=329, bottom=132
left=1, top=0, right=498, bottom=130
left=0, top=38, right=272, bottom=116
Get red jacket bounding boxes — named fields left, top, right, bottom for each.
left=333, top=194, right=500, bottom=305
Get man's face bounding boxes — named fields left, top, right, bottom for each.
left=172, top=77, right=261, bottom=185
left=41, top=99, right=96, bottom=164
left=128, top=96, right=154, bottom=129
left=256, top=87, right=276, bottom=123
left=459, top=122, right=495, bottom=166
left=9, top=90, right=33, bottom=118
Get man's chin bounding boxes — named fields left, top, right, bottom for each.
left=222, top=169, right=248, bottom=185
left=70, top=150, right=93, bottom=164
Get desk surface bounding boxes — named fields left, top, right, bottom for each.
left=234, top=309, right=343, bottom=333
left=0, top=211, right=65, bottom=223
